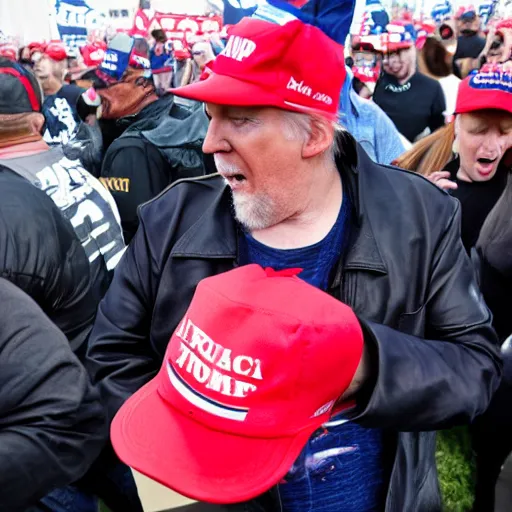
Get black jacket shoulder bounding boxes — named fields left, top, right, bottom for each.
left=138, top=173, right=226, bottom=249
left=0, top=167, right=95, bottom=352
left=0, top=277, right=106, bottom=511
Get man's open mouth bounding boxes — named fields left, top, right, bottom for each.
left=221, top=172, right=247, bottom=183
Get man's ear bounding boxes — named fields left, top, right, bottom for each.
left=29, top=113, right=46, bottom=135
left=302, top=116, right=334, bottom=159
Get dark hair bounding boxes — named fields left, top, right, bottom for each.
left=421, top=37, right=451, bottom=78
left=151, top=29, right=167, bottom=43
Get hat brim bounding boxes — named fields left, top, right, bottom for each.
left=456, top=85, right=512, bottom=115
left=112, top=376, right=316, bottom=504
left=170, top=72, right=285, bottom=110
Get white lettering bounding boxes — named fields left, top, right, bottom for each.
left=176, top=342, right=192, bottom=368
left=222, top=35, right=256, bottom=62
left=217, top=347, right=233, bottom=372
left=206, top=368, right=233, bottom=396
left=287, top=76, right=312, bottom=97
left=223, top=36, right=234, bottom=58
left=233, top=380, right=257, bottom=398
left=172, top=317, right=263, bottom=402
left=191, top=353, right=211, bottom=384
left=312, top=92, right=333, bottom=105
left=251, top=359, right=263, bottom=380
left=233, top=355, right=253, bottom=376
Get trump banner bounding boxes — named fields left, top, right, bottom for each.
left=131, top=9, right=223, bottom=43
left=53, top=0, right=104, bottom=48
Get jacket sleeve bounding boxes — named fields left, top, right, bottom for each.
left=351, top=201, right=502, bottom=431
left=0, top=279, right=107, bottom=512
left=100, top=141, right=169, bottom=244
left=86, top=220, right=158, bottom=424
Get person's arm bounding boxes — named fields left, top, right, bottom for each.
left=0, top=279, right=107, bottom=512
left=180, top=59, right=193, bottom=87
left=100, top=141, right=169, bottom=244
left=429, top=83, right=446, bottom=134
left=347, top=200, right=502, bottom=430
left=86, top=217, right=158, bottom=424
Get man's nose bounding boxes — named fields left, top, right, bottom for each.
left=482, top=130, right=503, bottom=152
left=202, top=120, right=230, bottom=154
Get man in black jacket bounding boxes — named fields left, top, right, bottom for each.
left=0, top=278, right=107, bottom=512
left=87, top=17, right=501, bottom=511
left=95, top=34, right=209, bottom=243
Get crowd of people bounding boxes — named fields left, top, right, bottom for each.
left=0, top=0, right=511, bottom=511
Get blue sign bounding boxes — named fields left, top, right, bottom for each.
left=54, top=0, right=103, bottom=48
left=431, top=0, right=452, bottom=23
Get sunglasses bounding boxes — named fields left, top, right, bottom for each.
left=192, top=51, right=206, bottom=56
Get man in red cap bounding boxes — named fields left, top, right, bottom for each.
left=88, top=15, right=501, bottom=512
left=32, top=41, right=85, bottom=145
left=96, top=33, right=209, bottom=243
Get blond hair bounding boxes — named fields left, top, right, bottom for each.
left=394, top=123, right=455, bottom=176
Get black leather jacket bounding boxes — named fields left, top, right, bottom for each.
left=88, top=135, right=501, bottom=511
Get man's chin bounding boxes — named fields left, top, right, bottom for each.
left=232, top=195, right=275, bottom=232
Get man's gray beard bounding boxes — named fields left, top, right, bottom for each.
left=232, top=192, right=276, bottom=231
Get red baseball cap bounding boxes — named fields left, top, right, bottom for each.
left=30, top=40, right=68, bottom=62
left=456, top=65, right=512, bottom=115
left=80, top=42, right=107, bottom=67
left=112, top=265, right=364, bottom=504
left=0, top=43, right=18, bottom=61
left=381, top=21, right=416, bottom=52
left=171, top=18, right=346, bottom=118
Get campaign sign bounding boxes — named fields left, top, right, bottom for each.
left=54, top=0, right=104, bottom=48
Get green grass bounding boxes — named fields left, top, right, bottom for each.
left=436, top=427, right=475, bottom=512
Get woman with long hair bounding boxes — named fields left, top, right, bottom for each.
left=395, top=64, right=512, bottom=253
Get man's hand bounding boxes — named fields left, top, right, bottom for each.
left=339, top=344, right=370, bottom=402
left=427, top=171, right=458, bottom=191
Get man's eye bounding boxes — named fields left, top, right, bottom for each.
left=230, top=117, right=250, bottom=126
